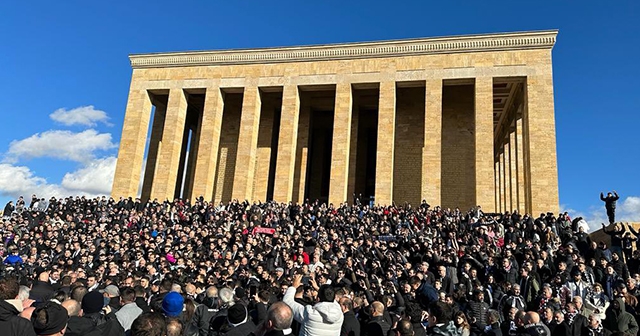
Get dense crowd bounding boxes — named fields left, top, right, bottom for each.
left=0, top=191, right=636, bottom=336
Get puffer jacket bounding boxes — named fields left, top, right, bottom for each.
left=283, top=287, right=344, bottom=336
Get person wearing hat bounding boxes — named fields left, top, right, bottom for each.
left=162, top=292, right=184, bottom=318
left=222, top=303, right=256, bottom=336
left=32, top=301, right=68, bottom=336
left=100, top=284, right=121, bottom=314
left=65, top=291, right=124, bottom=336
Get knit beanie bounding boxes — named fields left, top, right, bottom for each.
left=227, top=303, right=247, bottom=325
left=82, top=291, right=105, bottom=314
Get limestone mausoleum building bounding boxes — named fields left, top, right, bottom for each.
left=112, top=30, right=560, bottom=214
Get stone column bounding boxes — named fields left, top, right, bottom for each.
left=499, top=151, right=505, bottom=212
left=253, top=97, right=275, bottom=202
left=509, top=129, right=518, bottom=212
left=495, top=160, right=501, bottom=213
left=292, top=105, right=311, bottom=204
left=375, top=81, right=396, bottom=205
left=140, top=101, right=166, bottom=201
left=475, top=77, right=495, bottom=211
left=150, top=89, right=188, bottom=201
left=504, top=142, right=512, bottom=211
left=347, top=105, right=359, bottom=199
left=524, top=71, right=559, bottom=214
left=191, top=85, right=224, bottom=202
left=112, top=88, right=153, bottom=199
left=273, top=85, right=301, bottom=203
left=328, top=82, right=353, bottom=205
left=515, top=117, right=527, bottom=213
left=422, top=79, right=442, bottom=206
left=232, top=84, right=262, bottom=201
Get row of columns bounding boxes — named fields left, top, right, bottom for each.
left=495, top=117, right=527, bottom=214
left=112, top=75, right=558, bottom=214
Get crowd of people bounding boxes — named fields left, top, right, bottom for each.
left=0, top=191, right=637, bottom=336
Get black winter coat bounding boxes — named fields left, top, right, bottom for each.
left=566, top=314, right=587, bottom=336
left=0, top=300, right=36, bottom=336
left=601, top=193, right=619, bottom=210
left=365, top=316, right=390, bottom=336
left=341, top=310, right=361, bottom=336
left=222, top=320, right=256, bottom=336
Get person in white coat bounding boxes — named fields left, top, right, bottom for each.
left=283, top=274, right=344, bottom=336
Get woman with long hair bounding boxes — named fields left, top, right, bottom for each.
left=453, top=311, right=471, bottom=336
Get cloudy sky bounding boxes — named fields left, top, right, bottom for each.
left=0, top=1, right=638, bottom=226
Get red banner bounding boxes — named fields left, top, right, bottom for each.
left=252, top=227, right=276, bottom=235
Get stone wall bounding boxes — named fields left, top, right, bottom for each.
left=253, top=96, right=277, bottom=202
left=441, top=85, right=475, bottom=210
left=213, top=93, right=242, bottom=203
left=393, top=87, right=425, bottom=205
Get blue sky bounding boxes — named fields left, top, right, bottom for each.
left=0, top=1, right=638, bottom=225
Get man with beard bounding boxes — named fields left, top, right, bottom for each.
left=604, top=298, right=638, bottom=336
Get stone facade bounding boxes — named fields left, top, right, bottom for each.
left=112, top=30, right=560, bottom=214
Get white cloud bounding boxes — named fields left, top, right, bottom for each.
left=620, top=196, right=640, bottom=218
left=5, top=129, right=117, bottom=164
left=61, top=156, right=116, bottom=195
left=50, top=106, right=111, bottom=127
left=564, top=196, right=640, bottom=232
left=0, top=163, right=69, bottom=199
left=0, top=158, right=116, bottom=200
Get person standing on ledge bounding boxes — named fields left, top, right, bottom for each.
left=600, top=190, right=620, bottom=224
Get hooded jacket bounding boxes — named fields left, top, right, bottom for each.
left=604, top=297, right=638, bottom=336
left=0, top=300, right=36, bottom=336
left=283, top=287, right=344, bottom=336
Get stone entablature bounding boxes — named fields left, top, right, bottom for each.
left=130, top=30, right=557, bottom=68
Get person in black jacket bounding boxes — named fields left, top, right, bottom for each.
left=66, top=291, right=124, bottom=336
left=403, top=302, right=427, bottom=336
left=600, top=191, right=619, bottom=224
left=564, top=302, right=587, bottom=336
left=0, top=277, right=36, bottom=336
left=365, top=301, right=390, bottom=336
left=221, top=303, right=256, bottom=336
left=582, top=314, right=612, bottom=336
left=340, top=298, right=360, bottom=336
left=32, top=302, right=68, bottom=336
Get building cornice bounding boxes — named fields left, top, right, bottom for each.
left=130, top=30, right=558, bottom=69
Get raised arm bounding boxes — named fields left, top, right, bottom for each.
left=629, top=224, right=639, bottom=237
left=600, top=192, right=606, bottom=201
left=283, top=275, right=307, bottom=323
